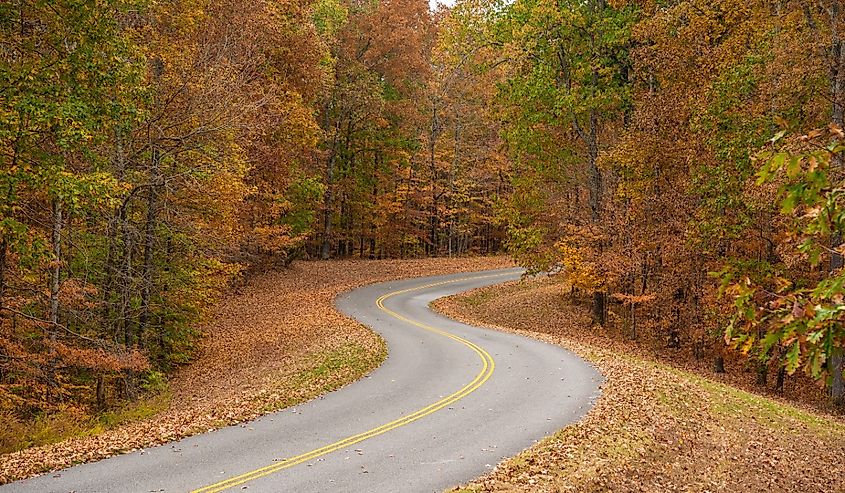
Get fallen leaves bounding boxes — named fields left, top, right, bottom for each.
left=0, top=257, right=512, bottom=484
left=436, top=276, right=845, bottom=493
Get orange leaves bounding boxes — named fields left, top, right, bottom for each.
left=611, top=292, right=657, bottom=306
left=247, top=225, right=299, bottom=257
left=53, top=343, right=149, bottom=374
left=56, top=279, right=99, bottom=310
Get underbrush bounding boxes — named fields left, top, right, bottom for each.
left=0, top=392, right=170, bottom=456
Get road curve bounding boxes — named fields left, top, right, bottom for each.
left=1, top=268, right=602, bottom=493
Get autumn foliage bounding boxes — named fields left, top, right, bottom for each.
left=4, top=0, right=845, bottom=458
left=435, top=0, right=845, bottom=402
left=0, top=0, right=511, bottom=436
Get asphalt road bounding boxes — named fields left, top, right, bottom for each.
left=1, top=268, right=602, bottom=493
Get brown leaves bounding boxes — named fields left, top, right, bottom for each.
left=437, top=277, right=845, bottom=493
left=52, top=344, right=149, bottom=374
left=0, top=256, right=512, bottom=484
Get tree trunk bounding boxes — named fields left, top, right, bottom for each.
left=831, top=347, right=845, bottom=403
left=119, top=204, right=132, bottom=347
left=830, top=1, right=845, bottom=402
left=832, top=0, right=845, bottom=131
left=321, top=153, right=336, bottom=260
left=103, top=128, right=126, bottom=330
left=586, top=110, right=602, bottom=223
left=0, top=238, right=6, bottom=310
left=50, top=200, right=62, bottom=329
left=96, top=374, right=106, bottom=409
left=47, top=200, right=62, bottom=399
left=448, top=117, right=460, bottom=257
left=582, top=107, right=606, bottom=326
left=776, top=366, right=786, bottom=392
left=138, top=147, right=160, bottom=347
left=757, top=362, right=768, bottom=387
left=102, top=212, right=118, bottom=322
left=630, top=302, right=636, bottom=340
left=592, top=291, right=606, bottom=326
left=429, top=98, right=440, bottom=257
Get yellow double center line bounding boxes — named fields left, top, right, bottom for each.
left=191, top=273, right=509, bottom=493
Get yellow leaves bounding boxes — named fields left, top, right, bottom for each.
left=553, top=238, right=603, bottom=291
left=248, top=225, right=298, bottom=256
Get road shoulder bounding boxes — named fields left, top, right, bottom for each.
left=434, top=276, right=845, bottom=492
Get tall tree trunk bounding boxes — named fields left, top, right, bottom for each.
left=830, top=0, right=845, bottom=402
left=586, top=111, right=602, bottom=223
left=321, top=149, right=337, bottom=260
left=138, top=146, right=160, bottom=347
left=103, top=128, right=126, bottom=331
left=50, top=200, right=62, bottom=328
left=448, top=117, right=460, bottom=256
left=583, top=108, right=606, bottom=326
left=47, top=199, right=62, bottom=399
left=102, top=212, right=118, bottom=322
left=0, top=238, right=6, bottom=311
left=832, top=0, right=845, bottom=131
left=119, top=204, right=132, bottom=347
left=429, top=97, right=440, bottom=257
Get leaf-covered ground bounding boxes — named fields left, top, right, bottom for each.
left=0, top=257, right=512, bottom=484
left=434, top=277, right=845, bottom=492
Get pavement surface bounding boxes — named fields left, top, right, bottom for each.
left=1, top=268, right=602, bottom=493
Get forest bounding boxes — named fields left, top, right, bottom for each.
left=2, top=0, right=845, bottom=445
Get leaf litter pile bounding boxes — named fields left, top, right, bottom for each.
left=434, top=276, right=845, bottom=493
left=0, top=257, right=512, bottom=483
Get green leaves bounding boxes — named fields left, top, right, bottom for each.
left=312, top=0, right=348, bottom=36
left=723, top=128, right=845, bottom=383
left=497, top=0, right=636, bottom=119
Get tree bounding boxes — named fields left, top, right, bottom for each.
left=492, top=0, right=636, bottom=324
left=722, top=127, right=845, bottom=401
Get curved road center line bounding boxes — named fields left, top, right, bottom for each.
left=191, top=273, right=511, bottom=493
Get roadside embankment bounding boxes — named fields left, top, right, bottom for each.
left=436, top=276, right=845, bottom=492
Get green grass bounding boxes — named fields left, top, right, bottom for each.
left=620, top=353, right=843, bottom=435
left=0, top=392, right=171, bottom=455
left=461, top=289, right=498, bottom=307
left=88, top=394, right=171, bottom=434
left=696, top=375, right=844, bottom=435
left=256, top=339, right=387, bottom=414
left=638, top=356, right=841, bottom=433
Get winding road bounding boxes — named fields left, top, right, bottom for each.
left=2, top=268, right=601, bottom=493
